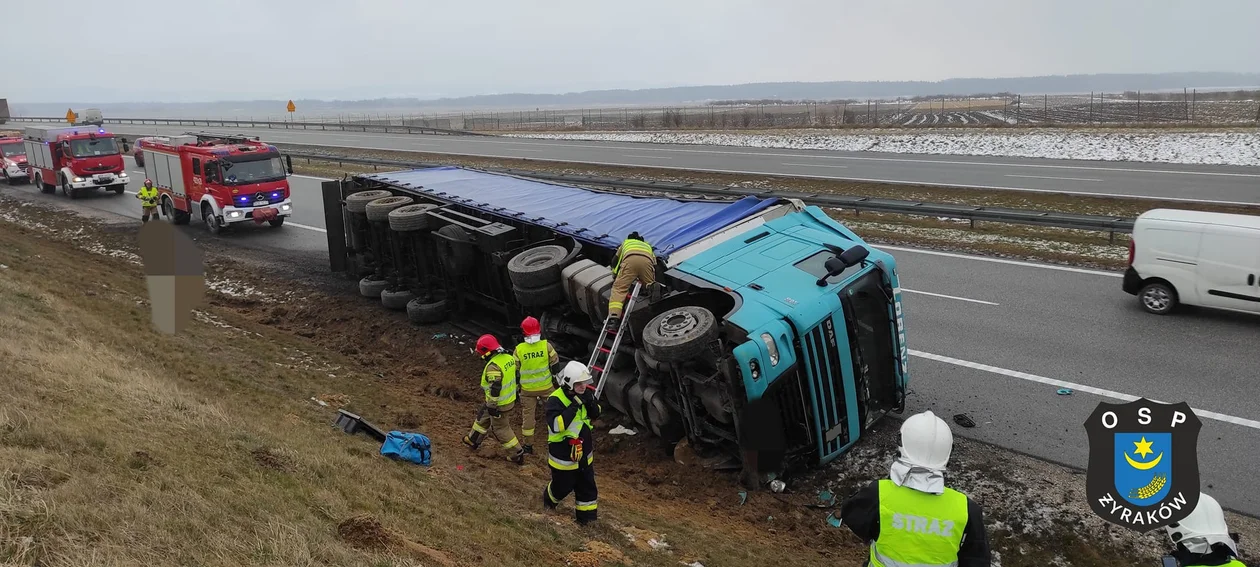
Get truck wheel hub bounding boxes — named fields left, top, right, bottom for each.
left=659, top=311, right=697, bottom=338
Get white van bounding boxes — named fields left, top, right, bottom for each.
left=1124, top=208, right=1260, bottom=315
left=77, top=108, right=103, bottom=126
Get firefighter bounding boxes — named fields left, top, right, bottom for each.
left=606, top=231, right=656, bottom=330
left=838, top=410, right=991, bottom=567
left=513, top=316, right=560, bottom=455
left=137, top=179, right=160, bottom=223
left=463, top=334, right=526, bottom=465
left=542, top=361, right=601, bottom=525
left=1165, top=492, right=1248, bottom=567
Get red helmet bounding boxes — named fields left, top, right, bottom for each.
left=521, top=316, right=541, bottom=337
left=475, top=334, right=501, bottom=356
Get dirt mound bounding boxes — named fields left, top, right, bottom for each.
left=337, top=514, right=459, bottom=566
left=250, top=447, right=292, bottom=472
left=622, top=526, right=668, bottom=552
left=567, top=540, right=631, bottom=567
left=317, top=393, right=351, bottom=407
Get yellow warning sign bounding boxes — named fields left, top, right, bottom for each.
left=65, top=108, right=77, bottom=124
left=286, top=100, right=296, bottom=113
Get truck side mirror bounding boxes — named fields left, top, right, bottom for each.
left=839, top=245, right=869, bottom=267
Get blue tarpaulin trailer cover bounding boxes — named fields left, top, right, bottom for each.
left=362, top=167, right=780, bottom=258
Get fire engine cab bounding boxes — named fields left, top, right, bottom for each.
left=139, top=132, right=293, bottom=234
left=1, top=133, right=28, bottom=185
left=22, top=126, right=128, bottom=198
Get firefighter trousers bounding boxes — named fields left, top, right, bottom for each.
left=543, top=464, right=598, bottom=524
left=609, top=254, right=655, bottom=318
left=467, top=401, right=522, bottom=459
left=519, top=387, right=554, bottom=446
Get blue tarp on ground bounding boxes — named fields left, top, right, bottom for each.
left=364, top=167, right=780, bottom=258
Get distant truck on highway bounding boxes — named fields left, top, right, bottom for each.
left=23, top=125, right=129, bottom=198
left=323, top=167, right=910, bottom=482
left=75, top=108, right=104, bottom=127
left=139, top=131, right=294, bottom=233
left=1, top=132, right=29, bottom=185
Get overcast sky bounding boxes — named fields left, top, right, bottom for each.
left=8, top=0, right=1259, bottom=103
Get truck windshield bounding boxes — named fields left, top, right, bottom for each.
left=839, top=268, right=899, bottom=428
left=69, top=138, right=119, bottom=157
left=222, top=155, right=286, bottom=185
left=0, top=143, right=23, bottom=158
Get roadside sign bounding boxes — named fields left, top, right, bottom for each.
left=286, top=100, right=296, bottom=113
left=65, top=109, right=77, bottom=124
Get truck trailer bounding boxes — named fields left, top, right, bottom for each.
left=322, top=166, right=910, bottom=479
left=23, top=125, right=128, bottom=198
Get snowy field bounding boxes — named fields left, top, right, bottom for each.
left=503, top=130, right=1260, bottom=167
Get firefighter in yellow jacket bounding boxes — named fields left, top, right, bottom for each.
left=137, top=179, right=160, bottom=223
left=514, top=316, right=559, bottom=455
left=543, top=361, right=602, bottom=525
left=606, top=232, right=656, bottom=329
left=463, top=334, right=526, bottom=465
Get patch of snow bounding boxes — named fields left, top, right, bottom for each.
left=207, top=277, right=273, bottom=301
left=504, top=130, right=1260, bottom=167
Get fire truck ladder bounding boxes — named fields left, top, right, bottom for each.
left=591, top=281, right=642, bottom=399
left=186, top=131, right=261, bottom=145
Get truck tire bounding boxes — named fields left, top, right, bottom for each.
left=513, top=281, right=565, bottom=307
left=388, top=203, right=438, bottom=232
left=113, top=185, right=124, bottom=195
left=345, top=189, right=392, bottom=214
left=164, top=196, right=190, bottom=225
left=507, top=245, right=567, bottom=288
left=35, top=173, right=53, bottom=194
left=269, top=217, right=285, bottom=228
left=435, top=224, right=475, bottom=276
left=643, top=306, right=718, bottom=363
left=365, top=195, right=414, bottom=222
left=380, top=288, right=414, bottom=311
left=202, top=203, right=221, bottom=235
left=406, top=298, right=448, bottom=325
left=61, top=176, right=79, bottom=200
left=359, top=276, right=389, bottom=298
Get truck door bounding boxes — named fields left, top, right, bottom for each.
left=1195, top=226, right=1260, bottom=313
left=190, top=157, right=204, bottom=202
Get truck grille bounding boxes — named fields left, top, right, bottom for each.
left=17, top=163, right=28, bottom=172
left=800, top=316, right=850, bottom=459
left=85, top=165, right=114, bottom=172
left=772, top=370, right=814, bottom=455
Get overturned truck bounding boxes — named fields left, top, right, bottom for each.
left=322, top=166, right=910, bottom=478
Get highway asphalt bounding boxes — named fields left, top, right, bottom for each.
left=41, top=121, right=1260, bottom=205
left=8, top=171, right=1259, bottom=516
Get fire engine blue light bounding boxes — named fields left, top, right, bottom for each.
left=271, top=192, right=280, bottom=198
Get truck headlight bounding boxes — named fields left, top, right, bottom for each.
left=73, top=177, right=84, bottom=183
left=760, top=333, right=780, bottom=366
left=227, top=211, right=244, bottom=219
left=280, top=204, right=291, bottom=211
left=118, top=172, right=128, bottom=178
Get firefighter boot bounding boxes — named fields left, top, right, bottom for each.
left=463, top=431, right=485, bottom=450
left=605, top=315, right=620, bottom=331
left=510, top=447, right=526, bottom=465
left=523, top=444, right=534, bottom=455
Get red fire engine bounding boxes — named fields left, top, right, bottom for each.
left=139, top=132, right=293, bottom=234
left=22, top=125, right=129, bottom=198
left=1, top=133, right=29, bottom=185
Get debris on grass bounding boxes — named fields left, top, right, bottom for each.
left=609, top=425, right=637, bottom=436
left=568, top=540, right=632, bottom=567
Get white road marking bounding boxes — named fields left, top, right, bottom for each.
left=1005, top=174, right=1103, bottom=182
left=879, top=244, right=1123, bottom=278
left=783, top=163, right=849, bottom=168
left=900, top=288, right=999, bottom=306
left=910, top=350, right=1260, bottom=431
left=286, top=222, right=326, bottom=233
left=623, top=154, right=672, bottom=159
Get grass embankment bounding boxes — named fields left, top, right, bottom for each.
left=283, top=144, right=1260, bottom=271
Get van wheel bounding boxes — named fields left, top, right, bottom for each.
left=1139, top=282, right=1177, bottom=315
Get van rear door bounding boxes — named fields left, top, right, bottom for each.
left=1195, top=226, right=1260, bottom=313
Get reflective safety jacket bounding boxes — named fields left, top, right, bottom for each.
left=481, top=352, right=518, bottom=408
left=514, top=339, right=558, bottom=393
left=611, top=238, right=655, bottom=276
left=545, top=387, right=601, bottom=470
left=839, top=478, right=991, bottom=567
left=137, top=185, right=159, bottom=207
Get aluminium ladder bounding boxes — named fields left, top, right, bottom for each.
left=590, top=281, right=642, bottom=399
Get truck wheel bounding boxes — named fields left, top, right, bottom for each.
left=435, top=225, right=475, bottom=276
left=507, top=245, right=568, bottom=288
left=513, top=281, right=566, bottom=307
left=643, top=306, right=718, bottom=363
left=1139, top=282, right=1177, bottom=315
left=62, top=177, right=79, bottom=200
left=380, top=288, right=415, bottom=311
left=365, top=196, right=414, bottom=222
left=269, top=217, right=285, bottom=228
left=406, top=297, right=448, bottom=325
left=345, top=189, right=392, bottom=214
left=388, top=203, right=438, bottom=232
left=359, top=276, right=389, bottom=298
left=202, top=204, right=221, bottom=235
left=36, top=174, right=52, bottom=194
left=165, top=197, right=190, bottom=225
left=113, top=185, right=124, bottom=195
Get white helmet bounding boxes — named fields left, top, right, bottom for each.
left=557, top=360, right=593, bottom=389
left=1166, top=493, right=1238, bottom=556
left=898, top=411, right=953, bottom=470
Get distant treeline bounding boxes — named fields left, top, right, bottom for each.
left=1120, top=89, right=1260, bottom=101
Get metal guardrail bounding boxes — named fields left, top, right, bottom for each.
left=8, top=116, right=490, bottom=137
left=283, top=150, right=1137, bottom=237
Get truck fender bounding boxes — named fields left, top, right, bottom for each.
left=58, top=167, right=76, bottom=185
left=200, top=195, right=224, bottom=219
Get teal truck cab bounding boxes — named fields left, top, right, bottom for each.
left=323, top=166, right=909, bottom=479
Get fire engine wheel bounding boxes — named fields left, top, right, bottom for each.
left=435, top=225, right=475, bottom=276
left=380, top=288, right=415, bottom=311
left=113, top=185, right=125, bottom=195
left=358, top=276, right=389, bottom=298
left=36, top=174, right=53, bottom=194
left=202, top=204, right=222, bottom=235
left=164, top=197, right=190, bottom=225
left=365, top=196, right=415, bottom=222
left=388, top=204, right=438, bottom=232
left=61, top=177, right=79, bottom=200
left=345, top=190, right=393, bottom=215
left=507, top=245, right=568, bottom=288
left=512, top=281, right=566, bottom=307
left=406, top=297, right=448, bottom=325
left=642, top=306, right=718, bottom=363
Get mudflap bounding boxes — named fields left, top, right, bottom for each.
left=252, top=207, right=279, bottom=224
